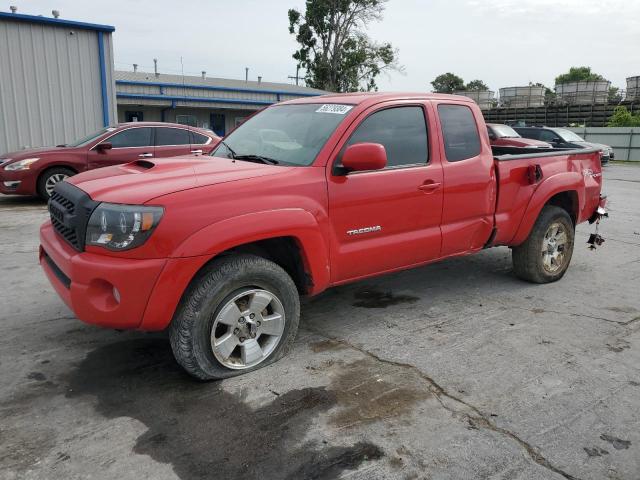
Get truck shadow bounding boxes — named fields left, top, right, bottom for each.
left=65, top=337, right=383, bottom=480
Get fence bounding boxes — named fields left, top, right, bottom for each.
left=567, top=127, right=640, bottom=161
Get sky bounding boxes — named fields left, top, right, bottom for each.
left=9, top=0, right=640, bottom=93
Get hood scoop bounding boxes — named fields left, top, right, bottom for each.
left=131, top=159, right=155, bottom=170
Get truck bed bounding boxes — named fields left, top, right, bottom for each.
left=491, top=147, right=603, bottom=246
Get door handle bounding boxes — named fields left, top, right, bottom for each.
left=190, top=149, right=203, bottom=154
left=138, top=153, right=153, bottom=158
left=418, top=181, right=441, bottom=193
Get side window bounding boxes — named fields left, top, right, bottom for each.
left=155, top=127, right=191, bottom=146
left=437, top=104, right=481, bottom=162
left=538, top=130, right=558, bottom=142
left=108, top=128, right=152, bottom=148
left=191, top=132, right=210, bottom=145
left=344, top=107, right=428, bottom=168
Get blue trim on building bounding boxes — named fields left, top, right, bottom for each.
left=0, top=12, right=115, bottom=32
left=115, top=80, right=321, bottom=98
left=117, top=93, right=276, bottom=106
left=97, top=32, right=110, bottom=127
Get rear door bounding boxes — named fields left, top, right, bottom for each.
left=327, top=102, right=443, bottom=283
left=190, top=131, right=217, bottom=154
left=434, top=102, right=496, bottom=256
left=87, top=127, right=153, bottom=169
left=154, top=127, right=193, bottom=158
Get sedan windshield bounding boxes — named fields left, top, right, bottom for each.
left=66, top=127, right=116, bottom=147
left=555, top=129, right=585, bottom=142
left=490, top=125, right=520, bottom=138
left=211, top=104, right=354, bottom=166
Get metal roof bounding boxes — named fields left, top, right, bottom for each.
left=0, top=11, right=115, bottom=32
left=115, top=71, right=327, bottom=96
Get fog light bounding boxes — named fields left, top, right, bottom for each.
left=112, top=286, right=121, bottom=304
left=3, top=180, right=21, bottom=189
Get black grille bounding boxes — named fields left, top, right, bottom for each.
left=48, top=182, right=98, bottom=252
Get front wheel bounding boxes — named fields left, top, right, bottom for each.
left=512, top=205, right=575, bottom=283
left=37, top=167, right=75, bottom=200
left=169, top=254, right=300, bottom=380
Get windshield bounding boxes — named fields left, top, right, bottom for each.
left=66, top=127, right=116, bottom=147
left=489, top=125, right=520, bottom=138
left=211, top=103, right=353, bottom=166
left=555, top=129, right=585, bottom=142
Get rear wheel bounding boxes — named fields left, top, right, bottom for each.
left=37, top=167, right=75, bottom=200
left=512, top=205, right=575, bottom=283
left=169, top=254, right=300, bottom=380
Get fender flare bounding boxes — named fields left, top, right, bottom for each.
left=171, top=208, right=331, bottom=293
left=511, top=172, right=583, bottom=245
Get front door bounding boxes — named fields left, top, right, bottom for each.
left=327, top=104, right=443, bottom=283
left=87, top=127, right=154, bottom=169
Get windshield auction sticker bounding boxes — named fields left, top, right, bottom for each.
left=316, top=104, right=353, bottom=114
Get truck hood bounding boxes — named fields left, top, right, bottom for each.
left=68, top=156, right=291, bottom=204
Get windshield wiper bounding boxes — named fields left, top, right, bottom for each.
left=233, top=154, right=279, bottom=165
left=218, top=140, right=238, bottom=159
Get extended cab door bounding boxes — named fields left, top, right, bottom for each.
left=88, top=127, right=154, bottom=169
left=154, top=127, right=193, bottom=158
left=434, top=102, right=496, bottom=256
left=327, top=103, right=444, bottom=283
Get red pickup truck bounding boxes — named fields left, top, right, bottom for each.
left=39, top=93, right=605, bottom=380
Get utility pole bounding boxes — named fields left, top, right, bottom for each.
left=288, top=65, right=303, bottom=86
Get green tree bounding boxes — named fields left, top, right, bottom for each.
left=608, top=86, right=622, bottom=103
left=465, top=79, right=489, bottom=91
left=607, top=106, right=640, bottom=127
left=288, top=0, right=400, bottom=92
left=431, top=73, right=465, bottom=93
left=555, top=66, right=605, bottom=85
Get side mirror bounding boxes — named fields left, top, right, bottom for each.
left=341, top=143, right=387, bottom=173
left=488, top=132, right=496, bottom=140
left=96, top=142, right=112, bottom=152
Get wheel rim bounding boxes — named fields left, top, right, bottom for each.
left=542, top=222, right=568, bottom=273
left=211, top=288, right=285, bottom=370
left=45, top=173, right=69, bottom=196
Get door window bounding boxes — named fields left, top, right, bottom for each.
left=437, top=104, right=481, bottom=162
left=538, top=130, right=559, bottom=142
left=191, top=132, right=211, bottom=145
left=343, top=107, right=428, bottom=168
left=155, top=127, right=191, bottom=146
left=107, top=128, right=152, bottom=148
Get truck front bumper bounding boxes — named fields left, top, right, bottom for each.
left=40, top=221, right=167, bottom=329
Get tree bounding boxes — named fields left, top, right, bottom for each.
left=555, top=66, right=605, bottom=85
left=465, top=79, right=489, bottom=91
left=608, top=86, right=622, bottom=103
left=288, top=0, right=400, bottom=92
left=607, top=106, right=640, bottom=127
left=431, top=73, right=465, bottom=93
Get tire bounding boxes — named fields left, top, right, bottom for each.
left=169, top=254, right=300, bottom=380
left=512, top=205, right=575, bottom=284
left=37, top=167, right=75, bottom=200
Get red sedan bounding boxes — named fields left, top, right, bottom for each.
left=0, top=122, right=219, bottom=199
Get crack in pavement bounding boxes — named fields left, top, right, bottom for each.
left=303, top=326, right=581, bottom=480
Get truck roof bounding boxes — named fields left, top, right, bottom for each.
left=281, top=92, right=475, bottom=107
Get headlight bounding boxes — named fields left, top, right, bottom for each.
left=0, top=158, right=12, bottom=166
left=4, top=158, right=39, bottom=171
left=86, top=203, right=163, bottom=251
